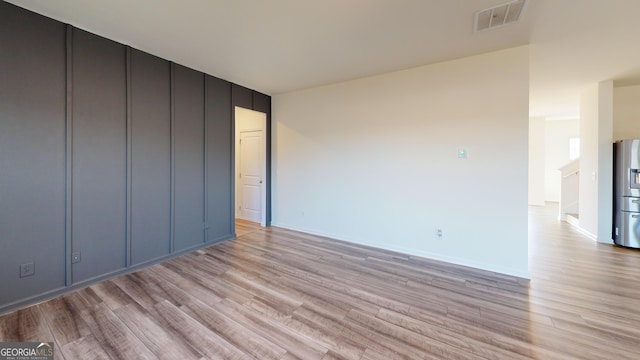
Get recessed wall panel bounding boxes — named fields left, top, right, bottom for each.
left=206, top=76, right=233, bottom=242
left=130, top=49, right=171, bottom=264
left=173, top=64, right=205, bottom=250
left=0, top=3, right=67, bottom=304
left=71, top=28, right=127, bottom=282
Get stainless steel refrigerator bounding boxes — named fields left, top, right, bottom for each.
left=613, top=139, right=640, bottom=248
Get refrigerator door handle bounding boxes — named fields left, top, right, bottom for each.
left=633, top=214, right=640, bottom=219
left=633, top=199, right=640, bottom=203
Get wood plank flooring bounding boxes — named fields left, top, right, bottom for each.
left=235, top=219, right=262, bottom=237
left=2, top=206, right=640, bottom=359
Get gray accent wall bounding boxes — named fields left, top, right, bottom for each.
left=173, top=64, right=206, bottom=251
left=206, top=77, right=233, bottom=242
left=129, top=49, right=172, bottom=265
left=232, top=84, right=254, bottom=109
left=71, top=28, right=127, bottom=283
left=0, top=1, right=271, bottom=314
left=0, top=4, right=67, bottom=307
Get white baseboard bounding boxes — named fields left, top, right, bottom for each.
left=566, top=214, right=580, bottom=227
left=567, top=222, right=597, bottom=241
left=271, top=222, right=530, bottom=280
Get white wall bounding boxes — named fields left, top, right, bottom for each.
left=579, top=81, right=613, bottom=243
left=272, top=47, right=530, bottom=278
left=544, top=119, right=580, bottom=202
left=613, top=84, right=640, bottom=140
left=529, top=117, right=545, bottom=206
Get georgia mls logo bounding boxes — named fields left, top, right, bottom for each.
left=0, top=342, right=54, bottom=360
left=36, top=342, right=53, bottom=353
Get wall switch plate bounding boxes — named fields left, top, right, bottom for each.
left=19, top=262, right=35, bottom=278
left=72, top=251, right=81, bottom=264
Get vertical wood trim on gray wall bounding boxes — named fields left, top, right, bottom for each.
left=230, top=97, right=236, bottom=238
left=203, top=77, right=209, bottom=241
left=126, top=47, right=133, bottom=268
left=65, top=25, right=74, bottom=286
left=228, top=87, right=234, bottom=237
left=170, top=63, right=176, bottom=253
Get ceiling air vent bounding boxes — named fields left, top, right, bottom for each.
left=474, top=0, right=527, bottom=32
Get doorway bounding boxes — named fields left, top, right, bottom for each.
left=235, top=107, right=267, bottom=227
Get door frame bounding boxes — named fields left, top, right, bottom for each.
left=234, top=106, right=267, bottom=227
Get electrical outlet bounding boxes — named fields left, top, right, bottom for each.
left=436, top=229, right=443, bottom=238
left=72, top=251, right=81, bottom=264
left=19, top=262, right=35, bottom=278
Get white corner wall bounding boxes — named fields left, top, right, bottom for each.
left=272, top=47, right=530, bottom=278
left=613, top=84, right=640, bottom=140
left=529, top=117, right=545, bottom=206
left=579, top=81, right=613, bottom=243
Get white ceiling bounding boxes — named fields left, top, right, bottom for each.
left=8, top=0, right=640, bottom=118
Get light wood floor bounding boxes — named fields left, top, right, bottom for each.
left=235, top=218, right=262, bottom=237
left=1, top=206, right=640, bottom=359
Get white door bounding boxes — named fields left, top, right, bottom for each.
left=239, top=130, right=263, bottom=222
